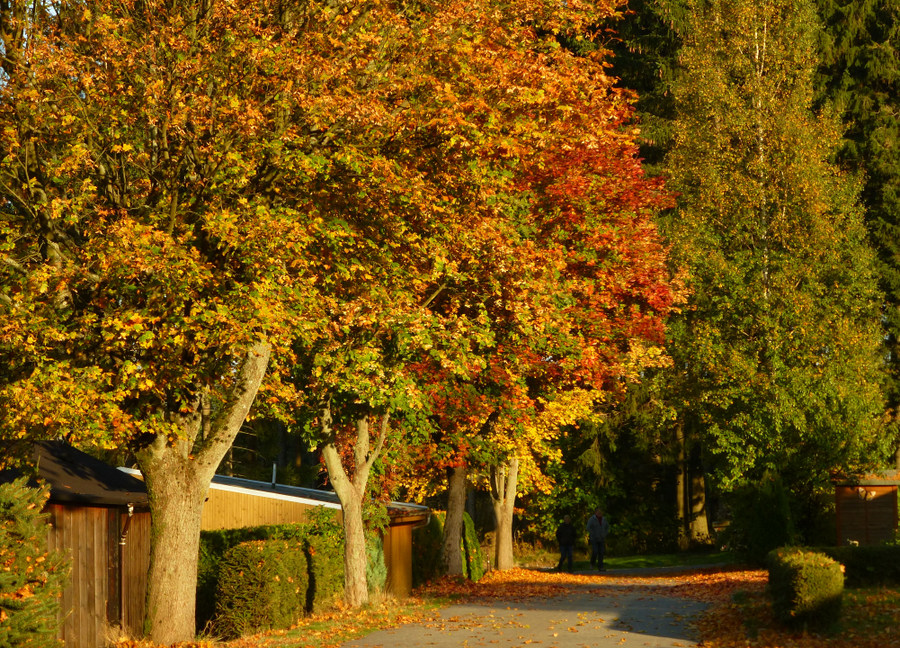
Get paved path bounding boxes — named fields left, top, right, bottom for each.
left=342, top=575, right=708, bottom=648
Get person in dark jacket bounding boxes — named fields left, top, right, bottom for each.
left=555, top=515, right=576, bottom=572
left=586, top=507, right=610, bottom=571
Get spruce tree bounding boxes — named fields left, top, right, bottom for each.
left=814, top=0, right=900, bottom=462
left=0, top=479, right=68, bottom=648
left=662, top=0, right=888, bottom=521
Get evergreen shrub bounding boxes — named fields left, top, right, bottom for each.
left=411, top=511, right=485, bottom=584
left=767, top=547, right=844, bottom=631
left=0, top=478, right=69, bottom=648
left=462, top=512, right=486, bottom=582
left=723, top=476, right=795, bottom=563
left=816, top=545, right=900, bottom=587
left=366, top=535, right=387, bottom=596
left=214, top=539, right=308, bottom=639
left=412, top=513, right=443, bottom=586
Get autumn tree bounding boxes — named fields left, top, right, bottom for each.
left=0, top=0, right=470, bottom=638
left=661, top=0, right=888, bottom=532
left=388, top=0, right=678, bottom=572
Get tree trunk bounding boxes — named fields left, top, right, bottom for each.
left=440, top=463, right=467, bottom=576
left=137, top=342, right=271, bottom=644
left=320, top=409, right=390, bottom=608
left=675, top=417, right=689, bottom=550
left=489, top=456, right=518, bottom=571
left=338, top=487, right=367, bottom=606
left=140, top=459, right=208, bottom=643
left=689, top=443, right=710, bottom=542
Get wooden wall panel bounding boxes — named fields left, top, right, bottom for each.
left=122, top=512, right=151, bottom=637
left=48, top=504, right=110, bottom=648
left=384, top=525, right=413, bottom=597
left=836, top=486, right=898, bottom=545
left=200, top=488, right=316, bottom=530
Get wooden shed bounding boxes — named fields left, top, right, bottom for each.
left=834, top=471, right=899, bottom=546
left=18, top=442, right=151, bottom=648
left=196, top=472, right=430, bottom=597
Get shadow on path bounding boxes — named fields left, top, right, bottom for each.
left=341, top=577, right=708, bottom=648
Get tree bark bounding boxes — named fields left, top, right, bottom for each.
left=320, top=409, right=389, bottom=608
left=440, top=463, right=467, bottom=576
left=489, top=456, right=519, bottom=571
left=689, top=443, right=710, bottom=542
left=136, top=341, right=271, bottom=644
left=675, top=417, right=689, bottom=550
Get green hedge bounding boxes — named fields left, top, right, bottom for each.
left=767, top=548, right=844, bottom=631
left=196, top=512, right=344, bottom=633
left=215, top=539, right=308, bottom=639
left=0, top=479, right=69, bottom=648
left=306, top=531, right=344, bottom=613
left=815, top=545, right=900, bottom=588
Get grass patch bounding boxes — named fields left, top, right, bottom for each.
left=517, top=544, right=736, bottom=571
left=605, top=551, right=735, bottom=569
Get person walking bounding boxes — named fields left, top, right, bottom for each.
left=555, top=515, right=576, bottom=572
left=586, top=507, right=610, bottom=571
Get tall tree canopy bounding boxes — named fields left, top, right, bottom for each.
left=388, top=0, right=679, bottom=572
left=1, top=0, right=681, bottom=638
left=662, top=0, right=887, bottom=513
left=813, top=0, right=900, bottom=462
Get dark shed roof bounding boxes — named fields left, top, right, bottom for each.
left=32, top=441, right=149, bottom=508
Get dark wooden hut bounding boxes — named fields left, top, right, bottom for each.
left=834, top=470, right=899, bottom=546
left=25, top=442, right=150, bottom=648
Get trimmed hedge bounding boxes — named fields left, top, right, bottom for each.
left=196, top=514, right=344, bottom=633
left=767, top=548, right=844, bottom=631
left=215, top=539, right=308, bottom=639
left=815, top=545, right=900, bottom=588
left=306, top=532, right=344, bottom=614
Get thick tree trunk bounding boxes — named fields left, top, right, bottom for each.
left=675, top=418, right=689, bottom=550
left=440, top=463, right=467, bottom=576
left=141, top=460, right=208, bottom=642
left=320, top=410, right=389, bottom=608
left=338, top=488, right=368, bottom=606
left=137, top=342, right=271, bottom=644
left=489, top=456, right=518, bottom=571
left=689, top=443, right=710, bottom=542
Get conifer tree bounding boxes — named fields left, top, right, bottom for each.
left=814, top=0, right=900, bottom=462
left=662, top=0, right=888, bottom=522
left=0, top=479, right=68, bottom=648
